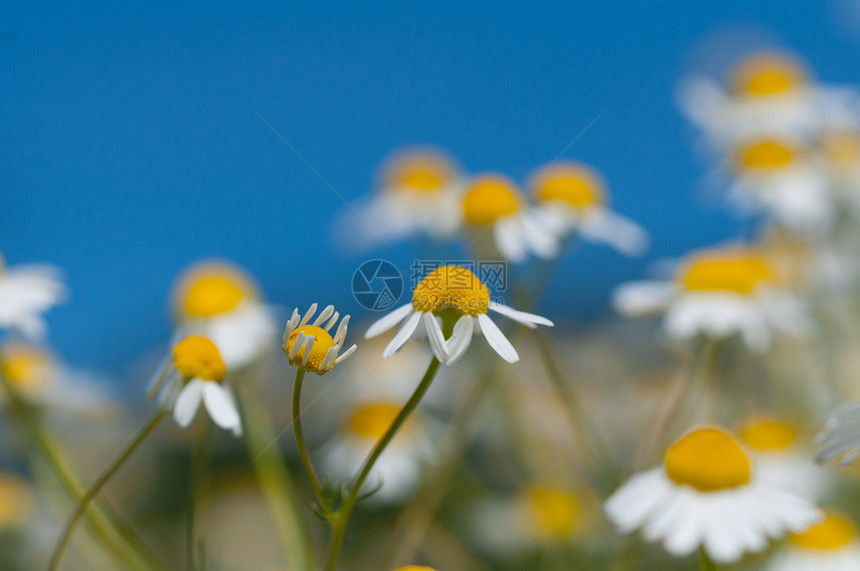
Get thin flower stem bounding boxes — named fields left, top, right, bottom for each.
left=699, top=547, right=718, bottom=571
left=240, top=381, right=317, bottom=571
left=48, top=410, right=166, bottom=571
left=0, top=371, right=164, bottom=571
left=325, top=357, right=442, bottom=571
left=291, top=367, right=326, bottom=510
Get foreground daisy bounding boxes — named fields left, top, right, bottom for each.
left=0, top=253, right=66, bottom=340
left=740, top=417, right=829, bottom=500
left=767, top=511, right=860, bottom=571
left=147, top=335, right=242, bottom=436
left=355, top=148, right=464, bottom=244
left=365, top=265, right=553, bottom=364
left=321, top=400, right=435, bottom=503
left=815, top=403, right=860, bottom=466
left=282, top=303, right=356, bottom=375
left=529, top=161, right=648, bottom=256
left=172, top=261, right=278, bottom=369
left=604, top=426, right=820, bottom=564
left=613, top=247, right=809, bottom=352
left=461, top=174, right=560, bottom=262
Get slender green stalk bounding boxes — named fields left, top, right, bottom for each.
left=240, top=380, right=316, bottom=571
left=324, top=357, right=441, bottom=571
left=291, top=368, right=326, bottom=510
left=186, top=422, right=208, bottom=571
left=0, top=371, right=163, bottom=570
left=699, top=547, right=717, bottom=571
left=48, top=410, right=166, bottom=571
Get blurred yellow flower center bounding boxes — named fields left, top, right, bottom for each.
left=740, top=419, right=797, bottom=451
left=664, top=427, right=751, bottom=492
left=790, top=511, right=857, bottom=551
left=533, top=165, right=603, bottom=210
left=172, top=336, right=226, bottom=381
left=0, top=473, right=34, bottom=526
left=731, top=54, right=805, bottom=97
left=462, top=176, right=520, bottom=225
left=345, top=402, right=405, bottom=440
left=678, top=251, right=775, bottom=295
left=285, top=325, right=335, bottom=372
left=523, top=487, right=580, bottom=538
left=182, top=275, right=245, bottom=318
left=0, top=345, right=52, bottom=396
left=393, top=567, right=437, bottom=571
left=412, top=265, right=490, bottom=316
left=822, top=132, right=860, bottom=169
left=385, top=153, right=455, bottom=194
left=736, top=140, right=796, bottom=171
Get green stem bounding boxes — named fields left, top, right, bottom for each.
left=240, top=381, right=316, bottom=571
left=324, top=357, right=441, bottom=571
left=48, top=410, right=165, bottom=571
left=291, top=368, right=326, bottom=510
left=699, top=547, right=717, bottom=571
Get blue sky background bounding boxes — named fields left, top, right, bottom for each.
left=3, top=1, right=860, bottom=378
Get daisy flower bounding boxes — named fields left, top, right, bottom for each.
left=460, top=173, right=560, bottom=263
left=365, top=265, right=553, bottom=365
left=604, top=426, right=821, bottom=564
left=172, top=260, right=279, bottom=369
left=529, top=161, right=648, bottom=256
left=147, top=335, right=242, bottom=436
left=678, top=50, right=858, bottom=145
left=281, top=303, right=357, bottom=375
left=0, top=253, right=66, bottom=340
left=613, top=246, right=809, bottom=352
left=0, top=343, right=56, bottom=403
left=815, top=403, right=860, bottom=466
left=739, top=417, right=829, bottom=500
left=725, top=135, right=834, bottom=234
left=354, top=148, right=464, bottom=245
left=766, top=511, right=860, bottom=571
left=320, top=400, right=435, bottom=503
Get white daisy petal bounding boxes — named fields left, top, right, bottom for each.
left=365, top=303, right=414, bottom=339
left=477, top=313, right=518, bottom=363
left=423, top=312, right=449, bottom=363
left=202, top=382, right=242, bottom=434
left=173, top=379, right=205, bottom=428
left=445, top=315, right=474, bottom=365
left=489, top=301, right=554, bottom=327
left=382, top=310, right=421, bottom=358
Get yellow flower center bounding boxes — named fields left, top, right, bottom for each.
left=384, top=152, right=456, bottom=194
left=523, top=486, right=580, bottom=538
left=822, top=132, right=860, bottom=170
left=664, top=427, right=751, bottom=492
left=0, top=473, right=34, bottom=526
left=0, top=344, right=52, bottom=396
left=532, top=163, right=604, bottom=210
left=735, top=139, right=797, bottom=171
left=285, top=325, right=335, bottom=372
left=174, top=263, right=258, bottom=319
left=731, top=53, right=806, bottom=98
left=412, top=265, right=490, bottom=316
left=790, top=511, right=857, bottom=551
left=461, top=175, right=521, bottom=225
left=678, top=250, right=776, bottom=295
left=393, top=567, right=437, bottom=571
left=740, top=419, right=798, bottom=451
left=172, top=336, right=226, bottom=381
left=345, top=402, right=407, bottom=440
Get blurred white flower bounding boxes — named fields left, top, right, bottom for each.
left=613, top=247, right=809, bottom=352
left=605, top=426, right=820, bottom=564
left=0, top=253, right=66, bottom=341
left=766, top=511, right=860, bottom=571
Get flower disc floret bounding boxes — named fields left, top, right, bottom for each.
left=740, top=419, right=798, bottom=451
left=461, top=175, right=521, bottom=225
left=731, top=53, right=806, bottom=98
left=735, top=139, right=797, bottom=171
left=532, top=164, right=604, bottom=210
left=172, top=336, right=226, bottom=382
left=789, top=511, right=857, bottom=551
left=678, top=251, right=775, bottom=295
left=664, top=427, right=752, bottom=492
left=412, top=266, right=490, bottom=316
left=345, top=402, right=405, bottom=440
left=384, top=152, right=455, bottom=194
left=524, top=486, right=580, bottom=538
left=286, top=325, right=335, bottom=371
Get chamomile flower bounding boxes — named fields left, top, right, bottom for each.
left=815, top=402, right=860, bottom=466
left=766, top=511, right=860, bottom=571
left=679, top=51, right=857, bottom=145
left=740, top=418, right=829, bottom=500
left=604, top=426, right=821, bottom=564
left=321, top=400, right=434, bottom=503
left=0, top=343, right=56, bottom=402
left=355, top=148, right=464, bottom=244
left=172, top=261, right=278, bottom=369
left=461, top=174, right=560, bottom=263
left=0, top=472, right=35, bottom=528
left=0, top=253, right=66, bottom=341
left=282, top=304, right=356, bottom=375
left=147, top=335, right=242, bottom=436
left=725, top=136, right=834, bottom=233
left=529, top=161, right=648, bottom=256
left=365, top=265, right=553, bottom=365
left=613, top=247, right=809, bottom=352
